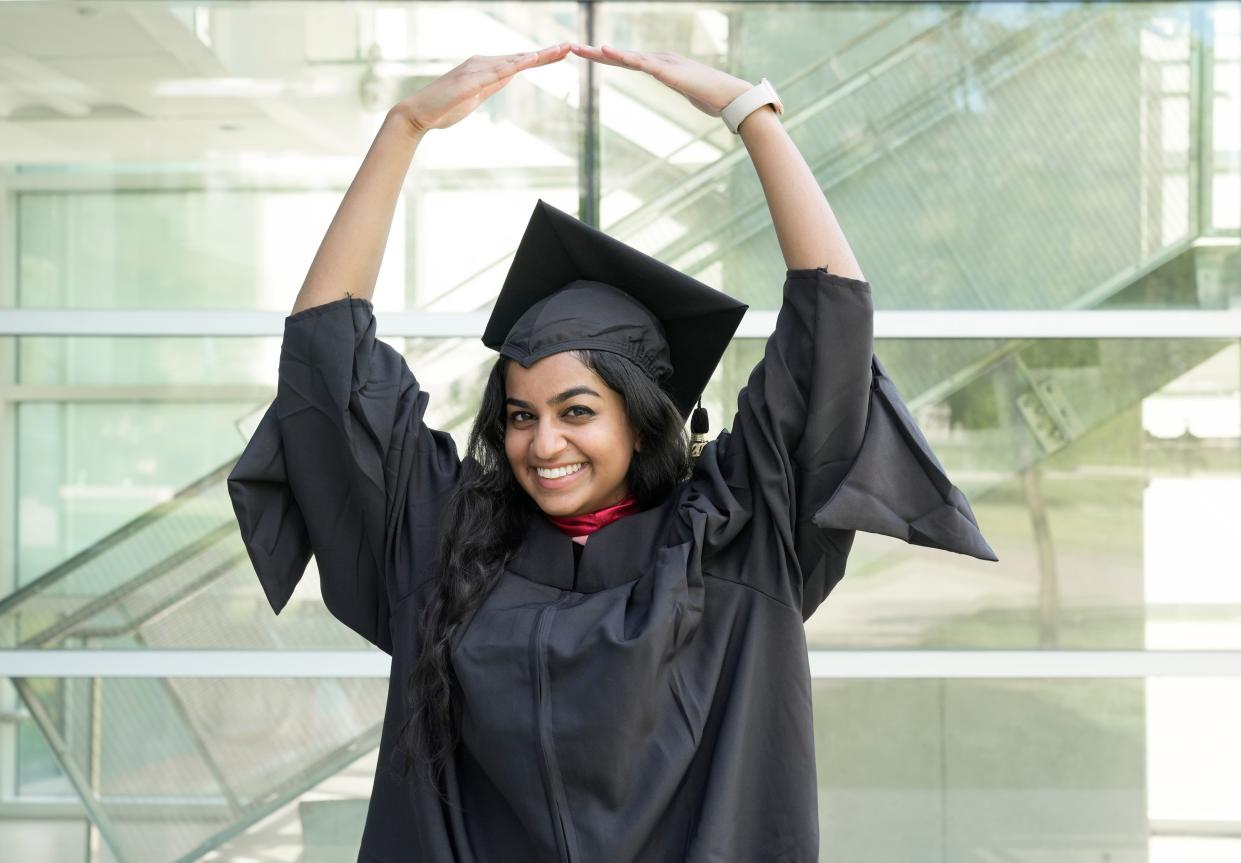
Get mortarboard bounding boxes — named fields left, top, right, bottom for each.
left=482, top=199, right=748, bottom=426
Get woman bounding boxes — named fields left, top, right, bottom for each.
left=228, top=41, right=997, bottom=863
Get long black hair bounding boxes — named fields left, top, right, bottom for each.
left=389, top=348, right=693, bottom=801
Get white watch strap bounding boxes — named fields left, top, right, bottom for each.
left=721, top=77, right=784, bottom=134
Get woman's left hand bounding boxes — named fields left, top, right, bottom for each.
left=568, top=43, right=751, bottom=118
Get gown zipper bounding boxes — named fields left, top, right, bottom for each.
left=531, top=594, right=576, bottom=862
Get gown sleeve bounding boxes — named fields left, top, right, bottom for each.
left=703, top=266, right=997, bottom=619
left=226, top=295, right=461, bottom=654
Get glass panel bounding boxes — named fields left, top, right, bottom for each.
left=594, top=3, right=1222, bottom=310
left=17, top=190, right=343, bottom=311
left=1, top=332, right=489, bottom=648
left=5, top=2, right=580, bottom=313
left=10, top=675, right=76, bottom=797
left=804, top=337, right=1241, bottom=651
left=1212, top=8, right=1240, bottom=233
left=17, top=333, right=277, bottom=388
left=10, top=676, right=385, bottom=863
left=4, top=3, right=1230, bottom=315
left=813, top=677, right=1241, bottom=861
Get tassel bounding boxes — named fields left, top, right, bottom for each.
left=690, top=398, right=710, bottom=458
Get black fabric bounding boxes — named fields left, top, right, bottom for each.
left=226, top=297, right=461, bottom=652
left=571, top=538, right=584, bottom=585
left=227, top=267, right=997, bottom=863
left=498, top=280, right=675, bottom=388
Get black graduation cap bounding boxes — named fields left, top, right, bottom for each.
left=482, top=199, right=748, bottom=424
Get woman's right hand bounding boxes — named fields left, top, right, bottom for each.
left=395, top=42, right=572, bottom=135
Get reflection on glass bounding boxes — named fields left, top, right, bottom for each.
left=805, top=339, right=1241, bottom=652
left=593, top=3, right=1220, bottom=311
left=9, top=676, right=385, bottom=863
left=814, top=677, right=1241, bottom=862
left=3, top=333, right=492, bottom=647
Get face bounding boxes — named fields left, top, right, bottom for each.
left=504, top=352, right=640, bottom=517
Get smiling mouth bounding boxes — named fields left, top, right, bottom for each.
left=533, top=463, right=586, bottom=489
left=536, top=466, right=583, bottom=479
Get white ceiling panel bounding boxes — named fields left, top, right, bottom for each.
left=49, top=52, right=189, bottom=85
left=0, top=4, right=166, bottom=58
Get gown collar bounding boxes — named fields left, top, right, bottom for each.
left=507, top=491, right=681, bottom=593
left=544, top=494, right=642, bottom=540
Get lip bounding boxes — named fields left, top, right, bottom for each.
left=532, top=463, right=587, bottom=490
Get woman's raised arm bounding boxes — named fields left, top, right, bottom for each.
left=736, top=105, right=865, bottom=280
left=231, top=44, right=575, bottom=649
left=569, top=44, right=996, bottom=620
left=567, top=42, right=862, bottom=279
left=289, top=110, right=424, bottom=315
left=291, top=42, right=572, bottom=316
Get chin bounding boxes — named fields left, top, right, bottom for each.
left=533, top=495, right=585, bottom=517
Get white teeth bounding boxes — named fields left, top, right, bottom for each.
left=536, top=463, right=584, bottom=479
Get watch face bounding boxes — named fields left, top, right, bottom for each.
left=761, top=78, right=784, bottom=114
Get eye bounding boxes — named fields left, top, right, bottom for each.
left=566, top=405, right=594, bottom=418
left=508, top=410, right=533, bottom=424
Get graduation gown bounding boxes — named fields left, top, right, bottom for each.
left=227, top=266, right=997, bottom=863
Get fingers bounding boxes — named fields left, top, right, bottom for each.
left=567, top=43, right=626, bottom=69
left=604, top=44, right=666, bottom=67
left=476, top=40, right=658, bottom=78
left=464, top=42, right=568, bottom=88
left=509, top=41, right=571, bottom=68
left=600, top=44, right=632, bottom=59
left=570, top=43, right=658, bottom=72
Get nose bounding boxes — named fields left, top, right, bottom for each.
left=531, top=418, right=568, bottom=462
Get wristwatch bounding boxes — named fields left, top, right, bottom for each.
left=721, top=77, right=784, bottom=134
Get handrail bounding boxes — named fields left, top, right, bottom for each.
left=651, top=8, right=1104, bottom=278
left=0, top=461, right=237, bottom=617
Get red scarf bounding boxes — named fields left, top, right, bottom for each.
left=545, top=494, right=641, bottom=542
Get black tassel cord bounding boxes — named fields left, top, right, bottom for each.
left=689, top=398, right=709, bottom=458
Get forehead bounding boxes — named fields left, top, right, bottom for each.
left=504, top=351, right=604, bottom=393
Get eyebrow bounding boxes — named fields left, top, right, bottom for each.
left=505, top=386, right=602, bottom=410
